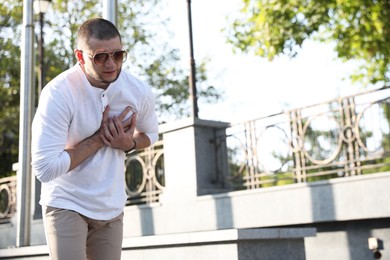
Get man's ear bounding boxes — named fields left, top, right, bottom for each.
left=74, top=49, right=85, bottom=64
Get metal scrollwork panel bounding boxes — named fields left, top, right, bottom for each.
left=302, top=112, right=343, bottom=165
left=0, top=176, right=16, bottom=223
left=355, top=101, right=390, bottom=155
left=125, top=140, right=165, bottom=205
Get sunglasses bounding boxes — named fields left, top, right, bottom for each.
left=81, top=49, right=127, bottom=65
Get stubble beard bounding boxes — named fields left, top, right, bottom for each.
left=88, top=67, right=122, bottom=87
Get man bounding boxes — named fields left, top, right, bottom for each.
left=31, top=18, right=159, bottom=260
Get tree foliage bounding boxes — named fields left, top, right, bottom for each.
left=0, top=1, right=23, bottom=177
left=0, top=0, right=222, bottom=177
left=226, top=0, right=390, bottom=85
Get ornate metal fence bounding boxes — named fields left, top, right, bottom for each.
left=0, top=176, right=16, bottom=223
left=125, top=138, right=165, bottom=205
left=226, top=86, right=390, bottom=189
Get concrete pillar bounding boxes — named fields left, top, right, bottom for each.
left=159, top=118, right=230, bottom=202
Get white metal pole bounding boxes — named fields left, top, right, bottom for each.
left=102, top=0, right=117, bottom=25
left=17, top=0, right=34, bottom=247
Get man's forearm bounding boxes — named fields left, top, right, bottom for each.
left=132, top=133, right=151, bottom=150
left=65, top=132, right=104, bottom=172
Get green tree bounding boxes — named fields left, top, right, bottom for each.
left=226, top=0, right=390, bottom=85
left=0, top=1, right=23, bottom=177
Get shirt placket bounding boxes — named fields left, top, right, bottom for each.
left=101, top=92, right=108, bottom=113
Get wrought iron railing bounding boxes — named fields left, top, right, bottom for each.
left=0, top=176, right=16, bottom=223
left=125, top=138, right=165, bottom=205
left=225, top=86, right=390, bottom=189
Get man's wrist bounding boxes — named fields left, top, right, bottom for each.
left=92, top=132, right=105, bottom=148
left=125, top=140, right=137, bottom=154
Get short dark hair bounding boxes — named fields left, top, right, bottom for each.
left=77, top=18, right=122, bottom=49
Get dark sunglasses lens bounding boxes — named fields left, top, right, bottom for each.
left=113, top=51, right=127, bottom=63
left=94, top=53, right=109, bottom=65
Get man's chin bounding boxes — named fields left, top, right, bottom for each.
left=102, top=76, right=119, bottom=84
left=103, top=70, right=121, bottom=84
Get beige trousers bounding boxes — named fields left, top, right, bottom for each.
left=42, top=206, right=123, bottom=260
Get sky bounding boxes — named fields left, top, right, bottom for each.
left=163, top=0, right=369, bottom=123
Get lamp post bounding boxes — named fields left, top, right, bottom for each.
left=34, top=0, right=51, bottom=96
left=186, top=0, right=199, bottom=118
left=32, top=0, right=51, bottom=221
